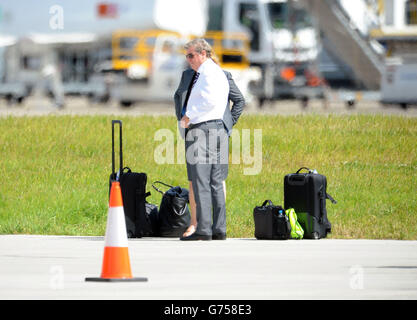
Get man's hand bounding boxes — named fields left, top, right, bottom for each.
left=180, top=115, right=190, bottom=129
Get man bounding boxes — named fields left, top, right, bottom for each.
left=174, top=39, right=245, bottom=240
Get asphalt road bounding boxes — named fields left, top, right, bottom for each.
left=1, top=235, right=416, bottom=300
left=1, top=94, right=416, bottom=117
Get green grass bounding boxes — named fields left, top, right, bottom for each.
left=0, top=114, right=416, bottom=239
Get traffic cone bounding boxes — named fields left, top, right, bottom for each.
left=85, top=181, right=147, bottom=282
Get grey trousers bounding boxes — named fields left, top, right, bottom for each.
left=185, top=120, right=229, bottom=236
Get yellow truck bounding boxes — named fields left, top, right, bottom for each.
left=110, top=29, right=259, bottom=106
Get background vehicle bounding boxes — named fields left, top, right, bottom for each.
left=208, top=0, right=324, bottom=107
left=195, top=31, right=261, bottom=105
left=110, top=29, right=188, bottom=106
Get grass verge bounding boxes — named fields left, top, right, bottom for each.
left=0, top=114, right=416, bottom=239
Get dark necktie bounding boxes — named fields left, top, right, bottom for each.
left=181, top=71, right=200, bottom=118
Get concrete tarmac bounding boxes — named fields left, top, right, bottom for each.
left=0, top=235, right=416, bottom=300
left=1, top=94, right=417, bottom=117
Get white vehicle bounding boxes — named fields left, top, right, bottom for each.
left=2, top=34, right=112, bottom=107
left=110, top=29, right=189, bottom=106
left=209, top=0, right=323, bottom=106
left=195, top=31, right=261, bottom=105
left=0, top=36, right=28, bottom=105
left=381, top=59, right=417, bottom=109
left=113, top=0, right=321, bottom=107
left=108, top=0, right=208, bottom=106
left=1, top=36, right=61, bottom=106
left=0, top=0, right=208, bottom=107
left=368, top=0, right=417, bottom=109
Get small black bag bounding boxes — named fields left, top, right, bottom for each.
left=145, top=202, right=159, bottom=236
left=253, top=200, right=291, bottom=240
left=152, top=181, right=191, bottom=237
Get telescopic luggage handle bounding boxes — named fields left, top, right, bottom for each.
left=112, top=120, right=123, bottom=181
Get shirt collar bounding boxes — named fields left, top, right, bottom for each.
left=197, top=58, right=214, bottom=74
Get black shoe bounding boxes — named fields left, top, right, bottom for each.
left=180, top=233, right=212, bottom=241
left=212, top=233, right=226, bottom=240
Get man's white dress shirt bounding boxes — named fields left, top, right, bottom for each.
left=185, top=58, right=229, bottom=124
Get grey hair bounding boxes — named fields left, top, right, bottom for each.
left=184, top=38, right=212, bottom=58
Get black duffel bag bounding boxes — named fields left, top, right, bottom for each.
left=152, top=181, right=191, bottom=237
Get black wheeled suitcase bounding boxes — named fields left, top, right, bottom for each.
left=284, top=167, right=336, bottom=239
left=109, top=120, right=153, bottom=238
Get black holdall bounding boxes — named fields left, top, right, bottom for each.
left=152, top=181, right=191, bottom=237
left=253, top=200, right=291, bottom=240
left=109, top=120, right=154, bottom=238
left=284, top=167, right=337, bottom=239
left=145, top=202, right=159, bottom=236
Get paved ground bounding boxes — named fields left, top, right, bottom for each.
left=1, top=235, right=416, bottom=300
left=1, top=93, right=416, bottom=117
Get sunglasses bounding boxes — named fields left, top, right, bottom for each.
left=185, top=52, right=201, bottom=59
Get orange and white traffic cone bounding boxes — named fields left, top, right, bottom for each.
left=85, top=181, right=147, bottom=282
